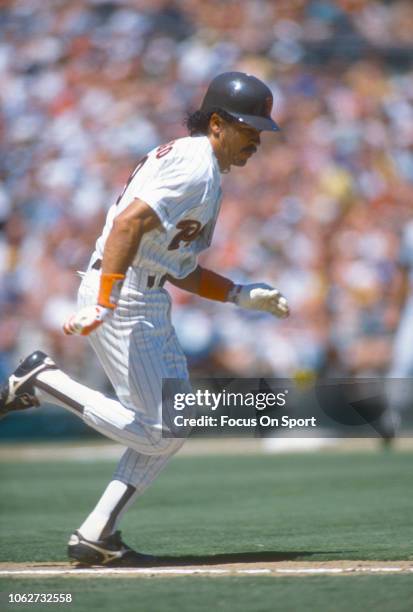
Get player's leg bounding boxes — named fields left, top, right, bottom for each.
left=0, top=347, right=167, bottom=565
left=0, top=353, right=175, bottom=455
left=100, top=330, right=191, bottom=536
left=35, top=365, right=177, bottom=455
left=70, top=325, right=191, bottom=565
left=75, top=454, right=173, bottom=542
left=383, top=306, right=413, bottom=442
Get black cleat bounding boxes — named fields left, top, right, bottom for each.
left=68, top=530, right=156, bottom=567
left=0, top=351, right=57, bottom=420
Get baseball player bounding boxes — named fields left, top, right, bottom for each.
left=382, top=219, right=413, bottom=442
left=0, top=72, right=289, bottom=566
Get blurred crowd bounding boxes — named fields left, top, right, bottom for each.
left=1, top=0, right=413, bottom=389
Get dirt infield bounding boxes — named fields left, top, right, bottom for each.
left=1, top=560, right=413, bottom=578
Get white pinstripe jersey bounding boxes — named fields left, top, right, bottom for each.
left=93, top=135, right=223, bottom=279
left=399, top=220, right=413, bottom=284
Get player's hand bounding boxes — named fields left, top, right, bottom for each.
left=231, top=283, right=290, bottom=318
left=63, top=305, right=111, bottom=336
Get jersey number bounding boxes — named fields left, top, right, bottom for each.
left=168, top=220, right=202, bottom=250
left=115, top=155, right=148, bottom=206
left=156, top=141, right=175, bottom=158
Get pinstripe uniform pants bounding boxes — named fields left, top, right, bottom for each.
left=77, top=267, right=191, bottom=494
left=386, top=297, right=413, bottom=418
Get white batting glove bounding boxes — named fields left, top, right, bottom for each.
left=63, top=305, right=111, bottom=336
left=229, top=283, right=290, bottom=318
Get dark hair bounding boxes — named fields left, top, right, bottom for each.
left=184, top=107, right=237, bottom=135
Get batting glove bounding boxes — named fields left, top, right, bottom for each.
left=229, top=283, right=290, bottom=318
left=63, top=305, right=111, bottom=336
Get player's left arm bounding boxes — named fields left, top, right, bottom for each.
left=167, top=266, right=290, bottom=318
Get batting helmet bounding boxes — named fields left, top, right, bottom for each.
left=200, top=72, right=280, bottom=132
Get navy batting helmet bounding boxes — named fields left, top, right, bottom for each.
left=200, top=72, right=280, bottom=132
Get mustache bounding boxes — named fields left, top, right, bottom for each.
left=243, top=145, right=258, bottom=153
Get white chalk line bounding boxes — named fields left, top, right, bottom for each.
left=1, top=567, right=413, bottom=577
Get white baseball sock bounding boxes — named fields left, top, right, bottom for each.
left=77, top=480, right=136, bottom=542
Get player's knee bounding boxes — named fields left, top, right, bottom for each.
left=125, top=433, right=183, bottom=456
left=145, top=435, right=184, bottom=456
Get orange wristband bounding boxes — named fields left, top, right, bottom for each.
left=98, top=273, right=125, bottom=309
left=198, top=269, right=234, bottom=302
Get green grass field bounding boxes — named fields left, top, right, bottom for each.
left=1, top=449, right=413, bottom=611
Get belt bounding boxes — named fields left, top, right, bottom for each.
left=91, top=259, right=166, bottom=289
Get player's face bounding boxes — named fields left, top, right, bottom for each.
left=209, top=114, right=262, bottom=171
left=225, top=121, right=262, bottom=167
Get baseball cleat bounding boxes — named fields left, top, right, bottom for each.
left=67, top=530, right=155, bottom=567
left=0, top=351, right=57, bottom=419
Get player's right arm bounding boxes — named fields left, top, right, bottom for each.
left=63, top=199, right=161, bottom=336
left=101, top=199, right=161, bottom=277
